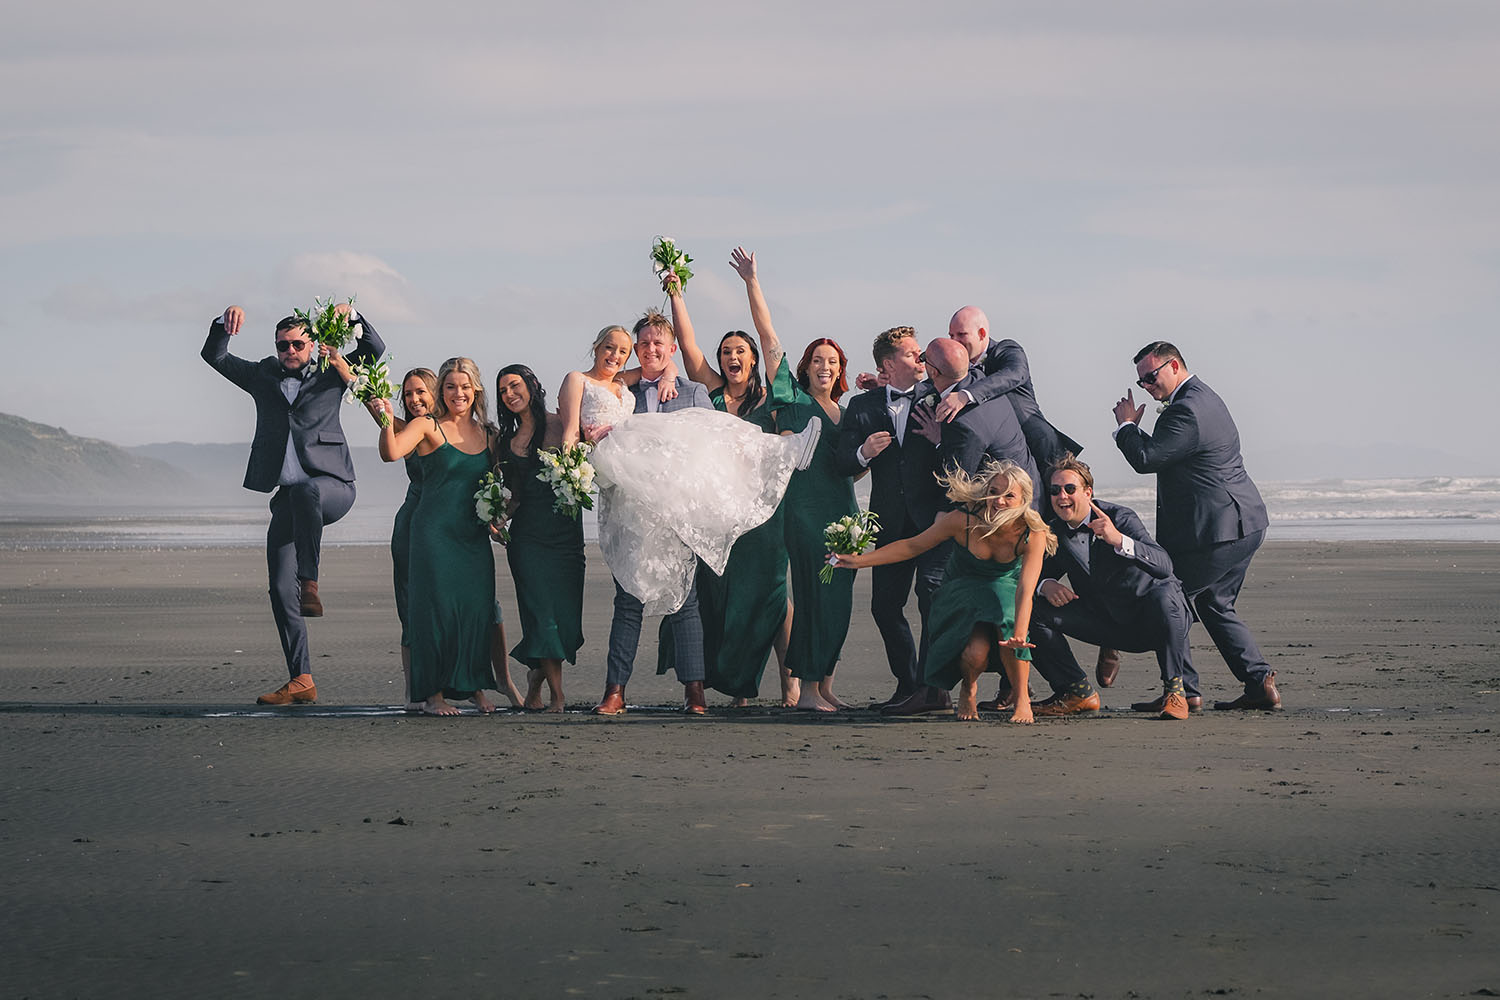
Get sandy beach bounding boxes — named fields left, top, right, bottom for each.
left=2, top=539, right=1497, bottom=998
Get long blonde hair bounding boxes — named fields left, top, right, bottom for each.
left=939, top=459, right=1057, bottom=555
left=434, top=357, right=495, bottom=437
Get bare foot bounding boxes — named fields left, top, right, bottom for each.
left=423, top=694, right=461, bottom=717
left=523, top=672, right=545, bottom=711
left=471, top=691, right=497, bottom=714
left=545, top=697, right=565, bottom=714
left=730, top=697, right=751, bottom=709
left=795, top=690, right=837, bottom=713
left=1009, top=702, right=1034, bottom=725
left=781, top=676, right=801, bottom=708
left=957, top=680, right=979, bottom=721
left=816, top=682, right=849, bottom=709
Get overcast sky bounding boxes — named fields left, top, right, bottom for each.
left=4, top=0, right=1497, bottom=481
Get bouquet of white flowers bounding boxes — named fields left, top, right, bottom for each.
left=292, top=295, right=358, bottom=371
left=345, top=355, right=396, bottom=426
left=820, top=509, right=881, bottom=583
left=650, top=236, right=694, bottom=291
left=474, top=470, right=513, bottom=544
left=537, top=443, right=596, bottom=517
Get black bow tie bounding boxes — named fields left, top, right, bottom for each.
left=889, top=389, right=916, bottom=401
left=1059, top=520, right=1091, bottom=537
left=279, top=366, right=308, bottom=381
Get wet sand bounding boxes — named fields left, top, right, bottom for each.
left=2, top=540, right=1497, bottom=998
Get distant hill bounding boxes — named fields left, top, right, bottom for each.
left=129, top=440, right=411, bottom=509
left=0, top=411, right=196, bottom=502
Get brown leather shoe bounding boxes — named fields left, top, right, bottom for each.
left=1032, top=690, right=1102, bottom=717
left=299, top=578, right=323, bottom=617
left=1213, top=671, right=1281, bottom=711
left=257, top=681, right=317, bottom=706
left=1095, top=648, right=1121, bottom=688
left=1130, top=693, right=1203, bottom=713
left=1158, top=692, right=1190, bottom=720
left=683, top=681, right=707, bottom=715
left=593, top=684, right=626, bottom=716
left=880, top=686, right=952, bottom=716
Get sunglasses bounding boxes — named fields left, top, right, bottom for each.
left=1136, top=358, right=1175, bottom=387
left=1047, top=483, right=1083, bottom=496
left=276, top=339, right=309, bottom=353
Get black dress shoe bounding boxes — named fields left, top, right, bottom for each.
left=880, top=686, right=952, bottom=716
left=1213, top=671, right=1281, bottom=711
left=870, top=686, right=916, bottom=710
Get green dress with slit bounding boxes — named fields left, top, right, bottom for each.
left=406, top=425, right=498, bottom=702
left=501, top=447, right=586, bottom=669
left=922, top=524, right=1032, bottom=691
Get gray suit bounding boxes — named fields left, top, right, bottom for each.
left=201, top=314, right=385, bottom=680
left=936, top=372, right=1041, bottom=506
left=1114, top=375, right=1271, bottom=691
left=604, top=376, right=713, bottom=688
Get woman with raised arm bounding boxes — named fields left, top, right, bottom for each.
left=495, top=364, right=582, bottom=714
left=830, top=460, right=1056, bottom=724
left=374, top=357, right=502, bottom=716
left=659, top=249, right=798, bottom=706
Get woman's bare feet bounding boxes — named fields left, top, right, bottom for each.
left=1008, top=701, right=1034, bottom=725
left=730, top=697, right=751, bottom=708
left=471, top=691, right=497, bottom=714
left=423, top=694, right=461, bottom=716
left=795, top=689, right=837, bottom=713
left=816, top=681, right=851, bottom=710
left=542, top=662, right=565, bottom=713
left=523, top=669, right=545, bottom=711
left=957, top=679, right=980, bottom=721
left=781, top=676, right=801, bottom=708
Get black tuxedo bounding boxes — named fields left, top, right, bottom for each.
left=201, top=314, right=385, bottom=680
left=835, top=385, right=946, bottom=694
left=967, top=338, right=1082, bottom=469
left=1114, top=376, right=1271, bottom=692
left=935, top=373, right=1040, bottom=501
left=1029, top=500, right=1198, bottom=697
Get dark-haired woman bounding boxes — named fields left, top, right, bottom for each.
left=495, top=364, right=582, bottom=713
left=662, top=248, right=798, bottom=706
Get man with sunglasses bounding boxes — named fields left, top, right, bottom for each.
left=1112, top=342, right=1278, bottom=711
left=201, top=302, right=385, bottom=705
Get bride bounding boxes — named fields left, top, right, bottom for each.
left=556, top=318, right=820, bottom=616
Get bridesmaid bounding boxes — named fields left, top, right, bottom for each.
left=376, top=357, right=501, bottom=716
left=662, top=248, right=797, bottom=706
left=780, top=336, right=860, bottom=711
left=494, top=363, right=583, bottom=713
left=386, top=368, right=437, bottom=711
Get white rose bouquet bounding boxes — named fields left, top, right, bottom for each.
left=345, top=355, right=396, bottom=426
left=292, top=295, right=358, bottom=372
left=474, top=470, right=513, bottom=544
left=820, top=509, right=881, bottom=583
left=650, top=236, right=694, bottom=291
left=537, top=442, right=596, bottom=517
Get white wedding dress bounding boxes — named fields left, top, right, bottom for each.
left=580, top=379, right=819, bottom=616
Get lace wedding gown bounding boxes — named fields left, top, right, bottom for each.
left=580, top=380, right=816, bottom=616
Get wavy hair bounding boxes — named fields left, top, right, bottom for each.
left=494, top=364, right=548, bottom=462
left=398, top=368, right=438, bottom=421
left=938, top=459, right=1056, bottom=554
left=795, top=338, right=849, bottom=402
left=434, top=357, right=494, bottom=438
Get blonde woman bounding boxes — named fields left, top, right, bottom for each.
left=830, top=460, right=1055, bottom=723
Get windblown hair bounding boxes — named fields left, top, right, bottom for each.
left=717, top=331, right=765, bottom=418
left=939, top=459, right=1057, bottom=554
left=632, top=309, right=674, bottom=340
left=398, top=368, right=438, bottom=421
left=494, top=364, right=548, bottom=462
left=1133, top=340, right=1185, bottom=366
left=591, top=324, right=629, bottom=356
left=872, top=326, right=917, bottom=368
left=434, top=357, right=495, bottom=440
left=1048, top=452, right=1094, bottom=491
left=796, top=338, right=849, bottom=402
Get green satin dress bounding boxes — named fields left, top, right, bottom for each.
left=406, top=429, right=498, bottom=702
left=922, top=526, right=1032, bottom=691
left=392, top=453, right=421, bottom=646
left=501, top=447, right=586, bottom=669
left=780, top=386, right=857, bottom=683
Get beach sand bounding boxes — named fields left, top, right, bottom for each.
left=2, top=540, right=1497, bottom=998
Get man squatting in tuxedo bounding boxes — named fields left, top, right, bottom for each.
left=201, top=302, right=384, bottom=706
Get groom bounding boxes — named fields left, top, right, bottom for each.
left=593, top=309, right=716, bottom=716
left=201, top=302, right=384, bottom=705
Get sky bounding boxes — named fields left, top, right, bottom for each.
left=4, top=0, right=1498, bottom=483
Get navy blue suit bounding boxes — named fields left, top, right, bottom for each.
left=967, top=338, right=1082, bottom=470
left=1114, top=375, right=1271, bottom=691
left=1029, top=500, right=1199, bottom=698
left=201, top=314, right=385, bottom=680
left=835, top=385, right=945, bottom=695
left=936, top=373, right=1041, bottom=502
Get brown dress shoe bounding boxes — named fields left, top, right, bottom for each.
left=1158, top=692, right=1190, bottom=720
left=1213, top=671, right=1281, bottom=711
left=683, top=681, right=707, bottom=715
left=593, top=684, right=626, bottom=716
left=257, top=681, right=317, bottom=706
left=1095, top=648, right=1121, bottom=688
left=299, top=578, right=323, bottom=617
left=1032, top=690, right=1102, bottom=717
left=880, top=686, right=952, bottom=716
left=1131, top=693, right=1203, bottom=713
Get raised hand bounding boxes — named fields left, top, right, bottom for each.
left=1039, top=579, right=1077, bottom=607
left=854, top=371, right=885, bottom=391
left=661, top=271, right=683, bottom=296
left=223, top=306, right=245, bottom=335
left=729, top=246, right=757, bottom=283
left=1086, top=502, right=1123, bottom=548
left=1113, top=389, right=1145, bottom=426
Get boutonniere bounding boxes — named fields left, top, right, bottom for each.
left=1156, top=402, right=1170, bottom=415
left=921, top=392, right=940, bottom=409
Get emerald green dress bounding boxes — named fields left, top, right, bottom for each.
left=780, top=387, right=857, bottom=683
left=406, top=427, right=498, bottom=702
left=501, top=447, right=585, bottom=669
left=695, top=361, right=798, bottom=699
left=392, top=453, right=421, bottom=646
left=922, top=523, right=1032, bottom=691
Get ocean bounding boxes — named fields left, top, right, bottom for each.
left=2, top=477, right=1497, bottom=549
